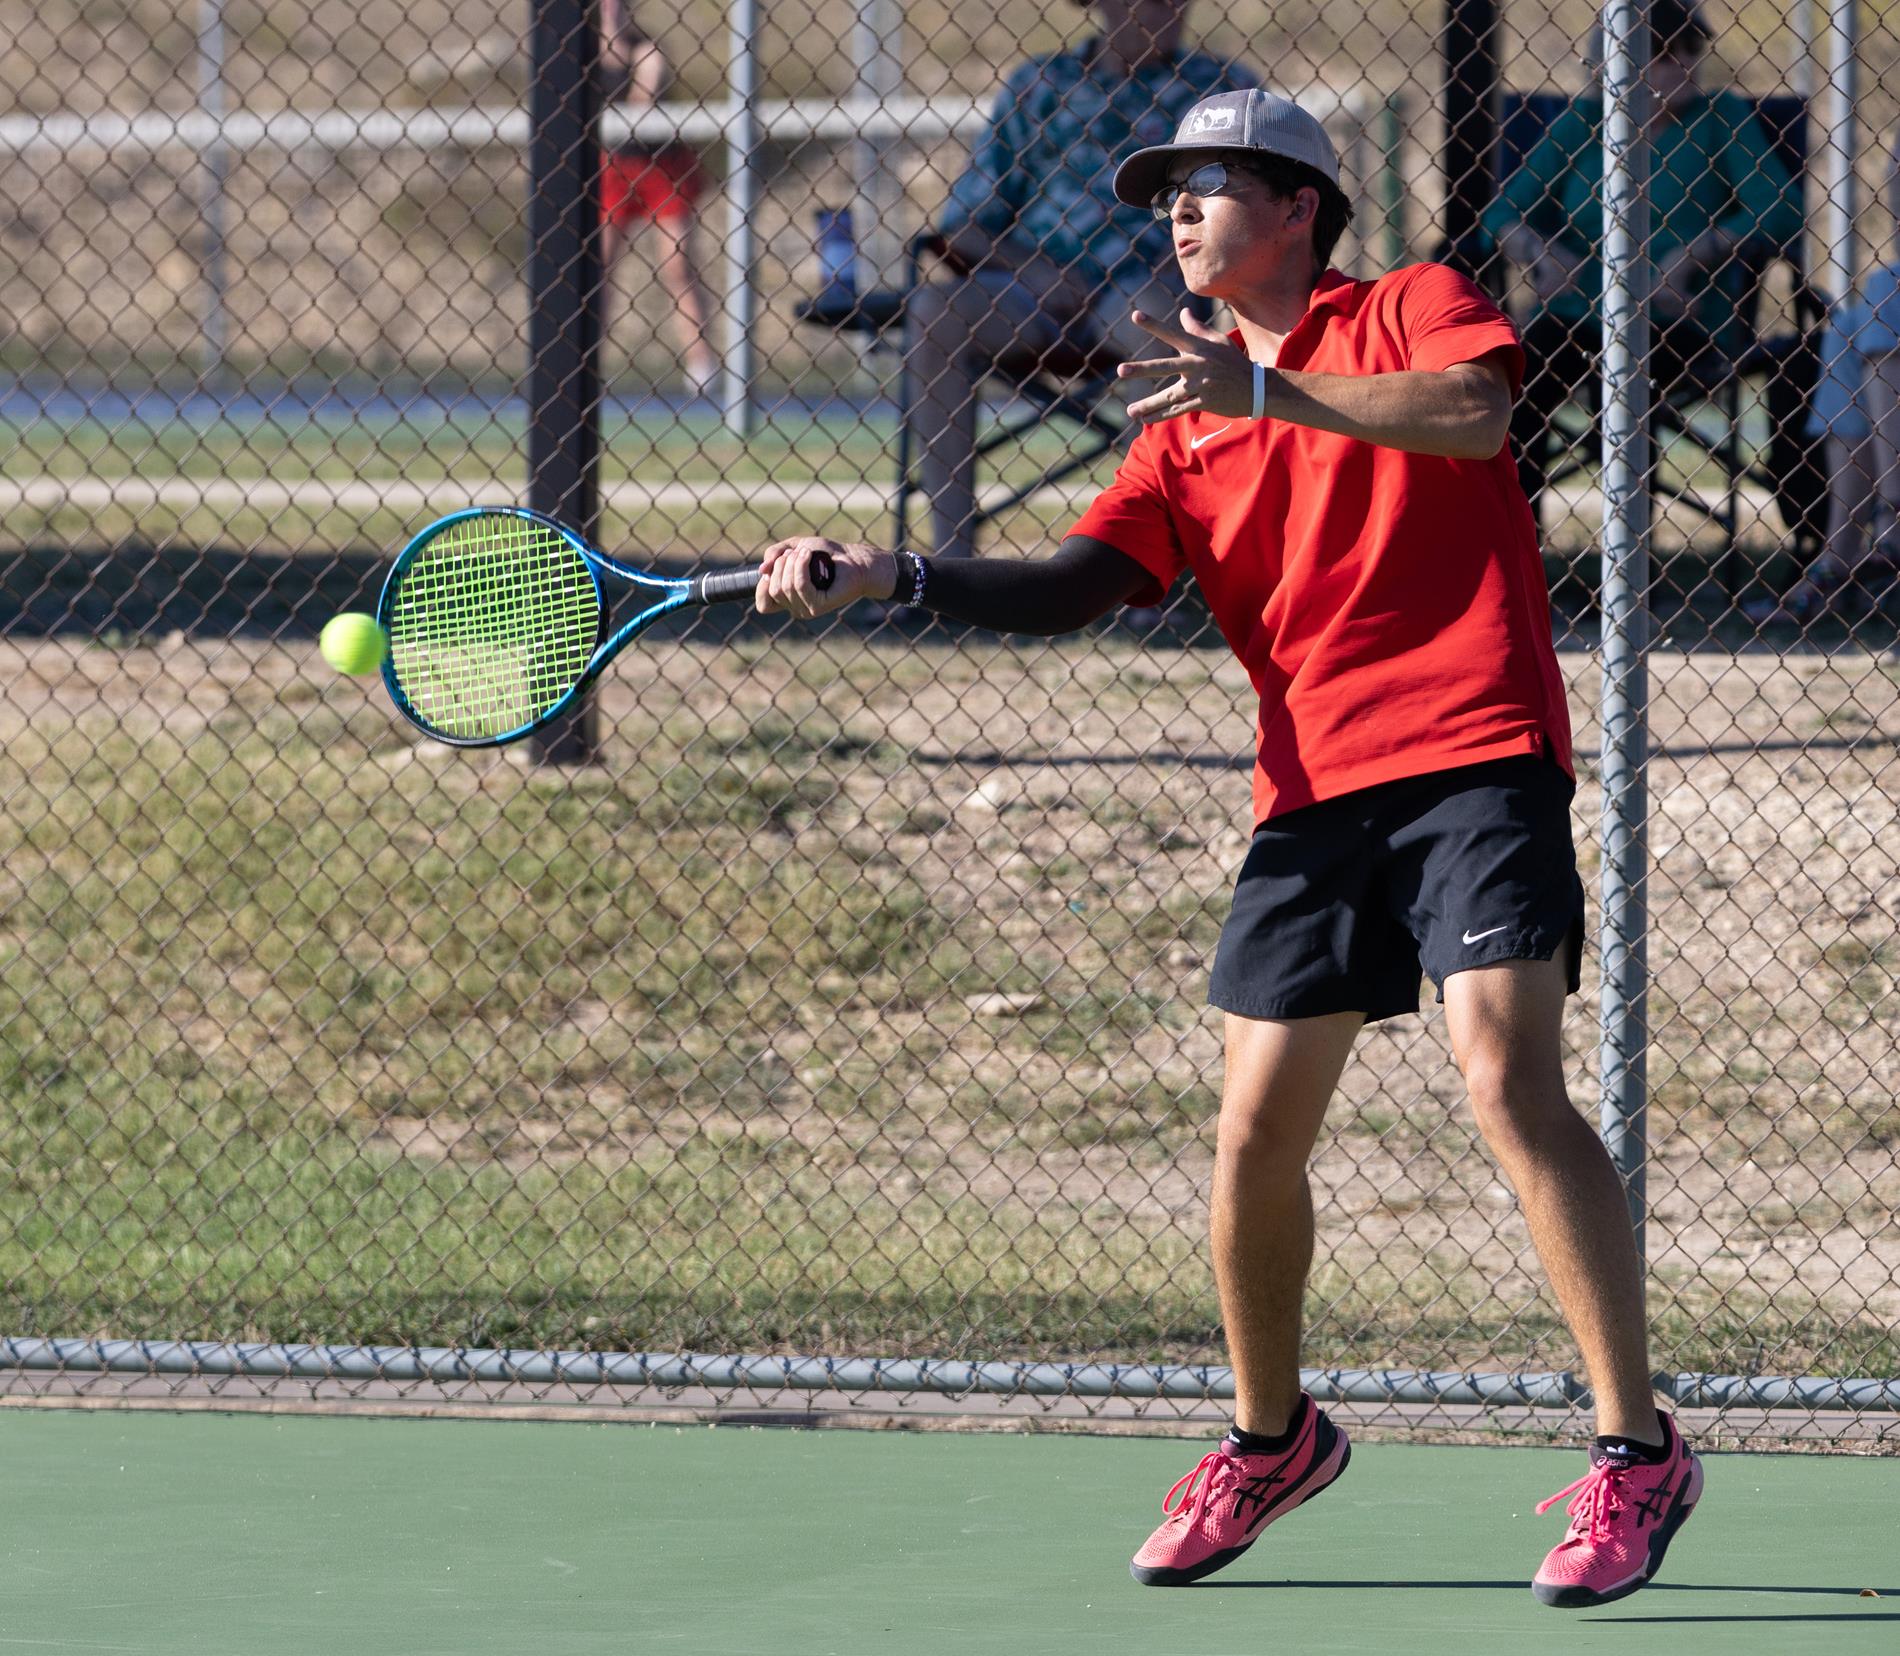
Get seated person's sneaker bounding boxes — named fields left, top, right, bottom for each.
left=1531, top=1413, right=1704, bottom=1607
left=1129, top=1395, right=1350, bottom=1586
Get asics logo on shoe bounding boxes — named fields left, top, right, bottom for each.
left=1631, top=1483, right=1671, bottom=1526
left=1231, top=1470, right=1288, bottom=1533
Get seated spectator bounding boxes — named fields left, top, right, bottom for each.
left=914, top=0, right=1256, bottom=560
left=1753, top=148, right=1900, bottom=624
left=1481, top=0, right=1802, bottom=515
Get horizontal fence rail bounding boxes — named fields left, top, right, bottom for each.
left=10, top=1339, right=1900, bottom=1415
left=0, top=87, right=1368, bottom=156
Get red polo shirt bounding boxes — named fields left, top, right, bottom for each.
left=1070, top=261, right=1573, bottom=825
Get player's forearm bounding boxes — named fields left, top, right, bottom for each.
left=1261, top=367, right=1512, bottom=460
left=880, top=536, right=1153, bottom=635
left=755, top=534, right=1151, bottom=629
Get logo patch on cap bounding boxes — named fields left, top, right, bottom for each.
left=1182, top=107, right=1236, bottom=136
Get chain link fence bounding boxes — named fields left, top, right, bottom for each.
left=0, top=0, right=1894, bottom=1445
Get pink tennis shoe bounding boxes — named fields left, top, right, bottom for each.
left=1130, top=1396, right=1351, bottom=1586
left=1531, top=1413, right=1704, bottom=1607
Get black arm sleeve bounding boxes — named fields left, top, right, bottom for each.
left=915, top=536, right=1155, bottom=635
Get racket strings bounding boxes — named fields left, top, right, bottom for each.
left=385, top=514, right=600, bottom=739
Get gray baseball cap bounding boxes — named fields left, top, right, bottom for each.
left=1112, top=89, right=1340, bottom=208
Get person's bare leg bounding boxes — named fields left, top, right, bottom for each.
left=1864, top=352, right=1900, bottom=588
left=905, top=280, right=1006, bottom=559
left=1214, top=1009, right=1362, bottom=1435
left=599, top=213, right=626, bottom=326
left=1824, top=433, right=1868, bottom=577
left=1443, top=958, right=1661, bottom=1442
left=904, top=277, right=1069, bottom=559
left=655, top=217, right=718, bottom=384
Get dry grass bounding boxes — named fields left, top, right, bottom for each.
left=0, top=626, right=1893, bottom=1384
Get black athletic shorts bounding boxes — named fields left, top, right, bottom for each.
left=1207, top=755, right=1586, bottom=1024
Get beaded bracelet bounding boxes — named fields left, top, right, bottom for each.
left=897, top=549, right=928, bottom=609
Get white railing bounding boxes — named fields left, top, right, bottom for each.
left=0, top=98, right=990, bottom=156
left=1, top=83, right=1369, bottom=430
left=0, top=86, right=1364, bottom=156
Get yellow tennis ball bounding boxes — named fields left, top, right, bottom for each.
left=320, top=612, right=388, bottom=675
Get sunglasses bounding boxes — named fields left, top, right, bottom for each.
left=1150, top=160, right=1256, bottom=221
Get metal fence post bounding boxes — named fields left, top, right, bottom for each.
left=1378, top=92, right=1406, bottom=269
left=1440, top=0, right=1498, bottom=268
left=1816, top=0, right=1860, bottom=301
left=526, top=0, right=604, bottom=765
left=1598, top=0, right=1653, bottom=1254
left=722, top=0, right=760, bottom=436
left=194, top=0, right=230, bottom=383
left=850, top=0, right=907, bottom=295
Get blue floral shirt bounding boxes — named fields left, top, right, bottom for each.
left=936, top=41, right=1258, bottom=290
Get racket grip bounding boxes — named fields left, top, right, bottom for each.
left=693, top=549, right=836, bottom=606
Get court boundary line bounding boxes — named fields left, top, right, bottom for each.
left=0, top=474, right=1784, bottom=529
left=0, top=474, right=1092, bottom=520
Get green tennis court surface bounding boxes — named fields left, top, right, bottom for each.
left=3, top=1411, right=1892, bottom=1654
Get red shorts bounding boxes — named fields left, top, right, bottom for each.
left=601, top=147, right=700, bottom=228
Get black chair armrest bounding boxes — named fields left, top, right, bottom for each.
left=794, top=289, right=907, bottom=334
left=912, top=229, right=975, bottom=276
left=795, top=229, right=959, bottom=336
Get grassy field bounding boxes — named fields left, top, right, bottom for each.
left=0, top=627, right=1895, bottom=1392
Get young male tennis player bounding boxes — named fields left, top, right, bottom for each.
left=753, top=88, right=1702, bottom=1609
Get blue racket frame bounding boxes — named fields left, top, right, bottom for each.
left=377, top=505, right=827, bottom=748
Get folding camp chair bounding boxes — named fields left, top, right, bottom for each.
left=798, top=233, right=1130, bottom=555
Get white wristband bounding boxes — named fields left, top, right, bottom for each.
left=1251, top=360, right=1266, bottom=420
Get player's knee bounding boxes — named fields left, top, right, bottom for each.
left=1214, top=1093, right=1315, bottom=1176
left=1460, top=1044, right=1574, bottom=1156
left=1457, top=1036, right=1512, bottom=1110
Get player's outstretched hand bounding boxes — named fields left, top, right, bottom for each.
left=1118, top=308, right=1260, bottom=425
left=755, top=536, right=893, bottom=619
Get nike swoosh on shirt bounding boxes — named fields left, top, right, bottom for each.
left=1189, top=427, right=1232, bottom=450
left=1462, top=925, right=1509, bottom=945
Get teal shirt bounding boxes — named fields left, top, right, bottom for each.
left=1482, top=89, right=1803, bottom=347
left=936, top=41, right=1257, bottom=291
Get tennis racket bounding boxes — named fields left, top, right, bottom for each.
left=376, top=505, right=833, bottom=747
